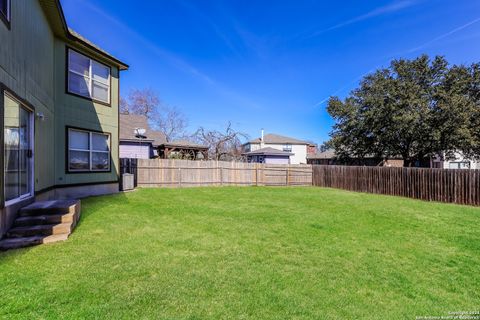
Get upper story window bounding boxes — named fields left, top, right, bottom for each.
left=283, top=144, right=292, bottom=152
left=67, top=48, right=111, bottom=104
left=0, top=0, right=10, bottom=25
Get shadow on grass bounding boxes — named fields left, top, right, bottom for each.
left=0, top=191, right=131, bottom=261
left=75, top=191, right=131, bottom=230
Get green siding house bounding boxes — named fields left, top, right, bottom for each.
left=0, top=0, right=128, bottom=236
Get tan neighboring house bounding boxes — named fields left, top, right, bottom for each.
left=0, top=0, right=128, bottom=237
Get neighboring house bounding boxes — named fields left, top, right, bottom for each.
left=307, top=149, right=404, bottom=167
left=431, top=152, right=480, bottom=169
left=307, top=143, right=317, bottom=155
left=243, top=132, right=310, bottom=164
left=120, top=114, right=208, bottom=160
left=0, top=0, right=128, bottom=236
left=243, top=147, right=293, bottom=164
left=306, top=149, right=337, bottom=165
left=119, top=114, right=166, bottom=159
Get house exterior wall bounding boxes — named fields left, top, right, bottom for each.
left=119, top=142, right=152, bottom=159
left=53, top=39, right=120, bottom=187
left=0, top=1, right=122, bottom=237
left=249, top=143, right=307, bottom=164
left=0, top=0, right=56, bottom=195
left=264, top=156, right=290, bottom=165
left=0, top=0, right=56, bottom=236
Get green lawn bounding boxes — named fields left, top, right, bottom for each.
left=1, top=187, right=479, bottom=319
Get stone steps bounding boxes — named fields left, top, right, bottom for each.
left=14, top=213, right=75, bottom=227
left=18, top=200, right=79, bottom=216
left=0, top=234, right=69, bottom=251
left=0, top=200, right=81, bottom=251
left=7, top=223, right=73, bottom=238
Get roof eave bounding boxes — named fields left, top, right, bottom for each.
left=120, top=138, right=155, bottom=143
left=40, top=0, right=129, bottom=71
left=67, top=32, right=129, bottom=70
left=160, top=143, right=209, bottom=150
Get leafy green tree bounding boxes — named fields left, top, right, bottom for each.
left=327, top=55, right=480, bottom=166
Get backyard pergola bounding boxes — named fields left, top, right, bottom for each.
left=158, top=141, right=209, bottom=160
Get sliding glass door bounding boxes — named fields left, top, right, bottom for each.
left=4, top=93, right=33, bottom=203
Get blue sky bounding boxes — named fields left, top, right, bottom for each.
left=62, top=0, right=480, bottom=145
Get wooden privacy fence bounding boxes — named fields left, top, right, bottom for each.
left=128, top=158, right=312, bottom=187
left=312, top=165, right=480, bottom=206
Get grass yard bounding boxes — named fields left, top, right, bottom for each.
left=1, top=187, right=479, bottom=319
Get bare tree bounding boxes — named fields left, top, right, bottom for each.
left=121, top=88, right=188, bottom=142
left=156, top=106, right=188, bottom=142
left=193, top=122, right=249, bottom=161
left=120, top=97, right=129, bottom=114
left=121, top=88, right=160, bottom=120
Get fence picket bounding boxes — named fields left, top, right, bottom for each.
left=311, top=165, right=480, bottom=206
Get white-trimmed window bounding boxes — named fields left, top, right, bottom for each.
left=68, top=128, right=110, bottom=172
left=0, top=0, right=10, bottom=23
left=283, top=144, right=292, bottom=152
left=67, top=49, right=111, bottom=104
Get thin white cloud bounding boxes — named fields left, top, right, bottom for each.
left=404, top=16, right=480, bottom=54
left=314, top=67, right=377, bottom=107
left=314, top=15, right=480, bottom=107
left=77, top=0, right=215, bottom=85
left=304, top=0, right=415, bottom=39
left=73, top=0, right=262, bottom=110
left=175, top=0, right=244, bottom=59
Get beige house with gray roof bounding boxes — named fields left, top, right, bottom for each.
left=244, top=132, right=310, bottom=164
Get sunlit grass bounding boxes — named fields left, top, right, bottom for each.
left=1, top=187, right=479, bottom=319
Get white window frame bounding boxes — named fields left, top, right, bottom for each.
left=283, top=144, right=292, bottom=152
left=3, top=91, right=35, bottom=207
left=0, top=0, right=10, bottom=23
left=67, top=48, right=111, bottom=104
left=68, top=128, right=111, bottom=172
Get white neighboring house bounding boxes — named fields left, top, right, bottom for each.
left=431, top=151, right=480, bottom=169
left=243, top=132, right=310, bottom=164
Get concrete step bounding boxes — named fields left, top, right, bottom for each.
left=0, top=234, right=69, bottom=251
left=18, top=200, right=80, bottom=217
left=6, top=223, right=73, bottom=238
left=14, top=213, right=75, bottom=227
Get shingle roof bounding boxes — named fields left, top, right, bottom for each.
left=306, top=149, right=336, bottom=159
left=243, top=147, right=293, bottom=156
left=68, top=28, right=128, bottom=69
left=39, top=0, right=128, bottom=70
left=248, top=133, right=309, bottom=145
left=119, top=114, right=167, bottom=146
left=161, top=140, right=208, bottom=149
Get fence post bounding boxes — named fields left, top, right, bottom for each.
left=220, top=165, right=224, bottom=186
left=255, top=163, right=258, bottom=186
left=286, top=166, right=290, bottom=186
left=178, top=167, right=182, bottom=187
